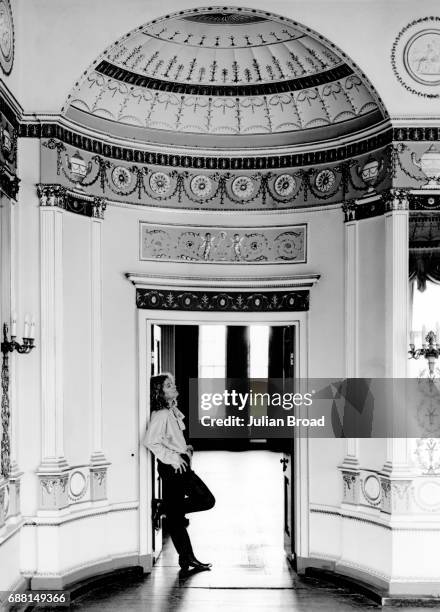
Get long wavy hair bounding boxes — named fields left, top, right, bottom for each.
left=150, top=373, right=174, bottom=412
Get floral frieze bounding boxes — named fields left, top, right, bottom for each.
left=41, top=138, right=392, bottom=211
left=140, top=223, right=306, bottom=263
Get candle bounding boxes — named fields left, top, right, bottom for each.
left=30, top=317, right=36, bottom=339
left=422, top=325, right=427, bottom=345
left=410, top=330, right=415, bottom=345
left=24, top=314, right=30, bottom=338
left=11, top=311, right=17, bottom=337
left=436, top=322, right=440, bottom=345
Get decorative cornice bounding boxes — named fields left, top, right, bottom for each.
left=95, top=59, right=354, bottom=97
left=126, top=272, right=320, bottom=291
left=37, top=184, right=107, bottom=219
left=0, top=91, right=19, bottom=129
left=393, top=127, right=440, bottom=142
left=21, top=121, right=393, bottom=170
left=136, top=288, right=309, bottom=312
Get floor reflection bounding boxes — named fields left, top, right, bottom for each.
left=70, top=450, right=388, bottom=611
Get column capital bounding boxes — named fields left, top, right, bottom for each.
left=384, top=188, right=410, bottom=212
left=37, top=183, right=66, bottom=208
left=91, top=197, right=107, bottom=220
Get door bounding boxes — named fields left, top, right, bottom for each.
left=281, top=326, right=296, bottom=568
left=150, top=324, right=163, bottom=560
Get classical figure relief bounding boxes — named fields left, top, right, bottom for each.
left=140, top=224, right=306, bottom=263
left=392, top=17, right=440, bottom=97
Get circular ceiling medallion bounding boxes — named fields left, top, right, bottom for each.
left=315, top=169, right=336, bottom=193
left=392, top=17, right=440, bottom=98
left=149, top=171, right=171, bottom=195
left=232, top=176, right=254, bottom=200
left=111, top=166, right=132, bottom=190
left=0, top=0, right=14, bottom=75
left=274, top=174, right=296, bottom=197
left=190, top=175, right=213, bottom=198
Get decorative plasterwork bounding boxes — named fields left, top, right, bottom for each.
left=136, top=288, right=309, bottom=312
left=38, top=464, right=109, bottom=509
left=64, top=7, right=386, bottom=144
left=391, top=17, right=440, bottom=98
left=340, top=468, right=440, bottom=516
left=128, top=273, right=319, bottom=312
left=37, top=184, right=107, bottom=219
left=127, top=272, right=320, bottom=290
left=0, top=0, right=14, bottom=76
left=342, top=188, right=409, bottom=222
left=23, top=124, right=394, bottom=170
left=0, top=92, right=19, bottom=199
left=139, top=223, right=306, bottom=263
left=41, top=138, right=392, bottom=211
left=1, top=347, right=10, bottom=479
left=68, top=68, right=379, bottom=138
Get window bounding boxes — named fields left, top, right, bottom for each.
left=198, top=325, right=226, bottom=379
left=410, top=280, right=440, bottom=377
left=249, top=325, right=269, bottom=379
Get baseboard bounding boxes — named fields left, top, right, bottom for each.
left=302, top=562, right=440, bottom=606
left=30, top=553, right=152, bottom=591
left=0, top=576, right=30, bottom=611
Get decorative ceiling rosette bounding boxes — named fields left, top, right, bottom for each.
left=111, top=165, right=132, bottom=191
left=240, top=233, right=269, bottom=262
left=177, top=231, right=204, bottom=260
left=274, top=231, right=305, bottom=261
left=142, top=229, right=171, bottom=259
left=0, top=0, right=14, bottom=75
left=190, top=175, right=213, bottom=199
left=274, top=174, right=297, bottom=198
left=149, top=171, right=171, bottom=195
left=314, top=168, right=337, bottom=193
left=232, top=176, right=254, bottom=201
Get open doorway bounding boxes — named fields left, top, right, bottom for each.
left=148, top=323, right=297, bottom=580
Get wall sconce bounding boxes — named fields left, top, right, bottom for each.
left=1, top=313, right=36, bottom=355
left=1, top=314, right=35, bottom=479
left=409, top=326, right=440, bottom=378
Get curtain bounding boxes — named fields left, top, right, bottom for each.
left=409, top=251, right=440, bottom=292
left=409, top=214, right=440, bottom=292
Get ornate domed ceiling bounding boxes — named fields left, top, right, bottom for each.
left=64, top=6, right=387, bottom=148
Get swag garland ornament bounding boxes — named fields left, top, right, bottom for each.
left=43, top=139, right=392, bottom=209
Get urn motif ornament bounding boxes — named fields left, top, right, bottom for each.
left=359, top=157, right=382, bottom=192
left=67, top=151, right=91, bottom=189
left=412, top=144, right=440, bottom=189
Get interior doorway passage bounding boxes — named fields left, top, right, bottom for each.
left=149, top=323, right=297, bottom=567
left=72, top=450, right=379, bottom=611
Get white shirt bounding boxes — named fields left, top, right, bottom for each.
left=143, top=405, right=189, bottom=468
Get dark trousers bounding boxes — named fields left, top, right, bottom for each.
left=158, top=458, right=215, bottom=563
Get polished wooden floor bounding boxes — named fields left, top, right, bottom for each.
left=69, top=450, right=419, bottom=611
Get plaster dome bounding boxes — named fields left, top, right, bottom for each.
left=64, top=6, right=387, bottom=148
